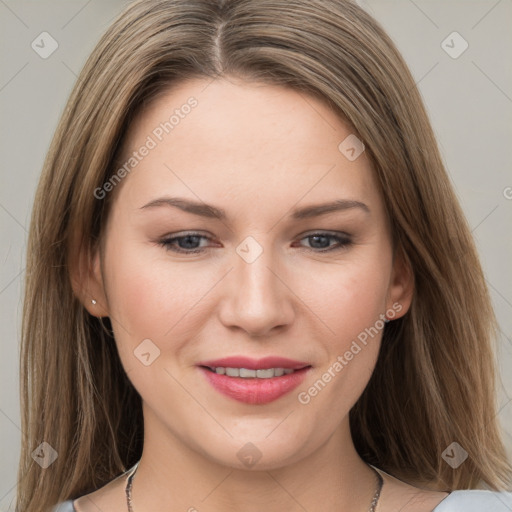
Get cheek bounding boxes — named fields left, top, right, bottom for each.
left=299, top=251, right=391, bottom=398
left=294, top=263, right=390, bottom=423
left=102, top=240, right=199, bottom=363
left=302, top=252, right=391, bottom=345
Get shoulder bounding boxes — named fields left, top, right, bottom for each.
left=373, top=466, right=512, bottom=512
left=51, top=501, right=76, bottom=512
left=433, top=489, right=512, bottom=511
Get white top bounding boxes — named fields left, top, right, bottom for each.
left=53, top=490, right=512, bottom=511
left=52, top=503, right=75, bottom=512
left=433, top=489, right=512, bottom=510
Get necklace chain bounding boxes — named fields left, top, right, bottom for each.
left=125, top=462, right=383, bottom=512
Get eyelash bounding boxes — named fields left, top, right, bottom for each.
left=157, top=232, right=353, bottom=254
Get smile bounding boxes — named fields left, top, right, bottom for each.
left=198, top=365, right=311, bottom=405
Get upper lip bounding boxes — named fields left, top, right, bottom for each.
left=197, top=356, right=311, bottom=370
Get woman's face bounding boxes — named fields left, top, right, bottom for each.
left=84, top=77, right=412, bottom=470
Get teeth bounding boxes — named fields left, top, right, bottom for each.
left=225, top=367, right=239, bottom=377
left=213, top=367, right=296, bottom=378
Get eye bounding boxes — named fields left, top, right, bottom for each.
left=294, top=232, right=353, bottom=252
left=158, top=233, right=211, bottom=254
left=157, top=231, right=352, bottom=254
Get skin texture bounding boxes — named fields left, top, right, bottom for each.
left=74, top=77, right=449, bottom=511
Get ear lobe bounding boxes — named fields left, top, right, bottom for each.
left=386, top=246, right=414, bottom=319
left=69, top=239, right=110, bottom=318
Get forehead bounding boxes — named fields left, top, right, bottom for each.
left=113, top=77, right=381, bottom=218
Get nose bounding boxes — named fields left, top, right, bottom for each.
left=218, top=239, right=295, bottom=338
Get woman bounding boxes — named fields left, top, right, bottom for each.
left=17, top=0, right=512, bottom=511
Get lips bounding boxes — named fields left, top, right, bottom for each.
left=197, top=356, right=312, bottom=405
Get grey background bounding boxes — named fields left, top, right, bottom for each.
left=0, top=0, right=511, bottom=509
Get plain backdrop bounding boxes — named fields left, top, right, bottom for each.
left=1, top=1, right=511, bottom=510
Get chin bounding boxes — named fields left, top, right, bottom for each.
left=194, top=432, right=311, bottom=472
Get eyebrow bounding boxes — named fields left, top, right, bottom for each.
left=139, top=196, right=370, bottom=220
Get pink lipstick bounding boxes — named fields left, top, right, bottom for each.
left=197, top=356, right=312, bottom=405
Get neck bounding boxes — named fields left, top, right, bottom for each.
left=130, top=404, right=379, bottom=512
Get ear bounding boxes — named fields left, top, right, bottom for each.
left=69, top=236, right=110, bottom=318
left=385, top=245, right=414, bottom=319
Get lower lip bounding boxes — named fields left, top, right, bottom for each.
left=199, top=366, right=311, bottom=405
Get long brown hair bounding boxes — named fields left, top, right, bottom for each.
left=18, top=0, right=512, bottom=510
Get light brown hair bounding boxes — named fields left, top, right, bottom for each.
left=18, top=0, right=512, bottom=510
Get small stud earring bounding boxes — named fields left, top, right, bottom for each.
left=91, top=299, right=97, bottom=305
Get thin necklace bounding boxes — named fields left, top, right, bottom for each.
left=125, top=462, right=383, bottom=511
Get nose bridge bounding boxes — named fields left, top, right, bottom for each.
left=220, top=234, right=294, bottom=335
left=235, top=234, right=283, bottom=305
left=237, top=235, right=277, bottom=296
